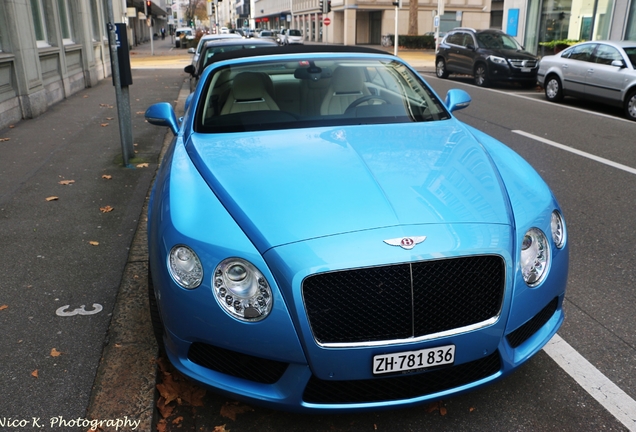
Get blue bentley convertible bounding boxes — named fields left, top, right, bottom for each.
left=145, top=45, right=568, bottom=412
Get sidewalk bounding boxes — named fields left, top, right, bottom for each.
left=0, top=35, right=185, bottom=431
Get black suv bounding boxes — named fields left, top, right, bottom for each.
left=435, top=28, right=539, bottom=87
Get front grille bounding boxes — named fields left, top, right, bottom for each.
left=303, top=255, right=505, bottom=344
left=303, top=351, right=501, bottom=403
left=506, top=297, right=559, bottom=348
left=188, top=342, right=289, bottom=384
left=509, top=59, right=538, bottom=68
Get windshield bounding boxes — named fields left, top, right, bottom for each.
left=194, top=56, right=450, bottom=133
left=477, top=33, right=522, bottom=50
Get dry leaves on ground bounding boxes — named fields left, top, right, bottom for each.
left=101, top=123, right=109, bottom=127
left=50, top=348, right=62, bottom=357
left=102, top=174, right=112, bottom=180
left=220, top=401, right=253, bottom=421
left=136, top=163, right=149, bottom=168
left=58, top=180, right=75, bottom=185
left=155, top=356, right=206, bottom=429
left=89, top=241, right=99, bottom=246
left=0, top=305, right=8, bottom=311
left=426, top=401, right=447, bottom=416
left=46, top=196, right=59, bottom=201
left=31, top=369, right=38, bottom=378
left=100, top=206, right=114, bottom=213
left=0, top=138, right=10, bottom=142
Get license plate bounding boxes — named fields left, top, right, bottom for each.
left=373, top=345, right=455, bottom=375
left=521, top=67, right=532, bottom=73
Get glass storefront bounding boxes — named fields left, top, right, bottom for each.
left=525, top=0, right=614, bottom=55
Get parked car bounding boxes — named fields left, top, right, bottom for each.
left=283, top=29, right=304, bottom=45
left=183, top=38, right=278, bottom=92
left=537, top=40, right=636, bottom=121
left=220, top=27, right=229, bottom=34
left=174, top=27, right=194, bottom=48
left=188, top=33, right=243, bottom=66
left=145, top=45, right=568, bottom=413
left=277, top=28, right=287, bottom=45
left=436, top=28, right=539, bottom=87
left=258, top=30, right=278, bottom=43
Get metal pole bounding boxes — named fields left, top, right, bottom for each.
left=106, top=0, right=134, bottom=166
left=394, top=4, right=398, bottom=56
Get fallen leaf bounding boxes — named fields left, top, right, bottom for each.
left=136, top=111, right=145, bottom=115
left=106, top=117, right=114, bottom=120
left=31, top=369, right=38, bottom=378
left=9, top=125, right=15, bottom=128
left=220, top=401, right=253, bottom=421
left=469, top=407, right=475, bottom=412
left=156, top=419, right=167, bottom=432
left=0, top=305, right=8, bottom=311
left=50, top=348, right=62, bottom=357
left=46, top=196, right=59, bottom=201
left=136, top=163, right=149, bottom=168
left=156, top=396, right=175, bottom=419
left=100, top=123, right=109, bottom=127
left=171, top=417, right=183, bottom=425
left=0, top=138, right=10, bottom=142
left=58, top=180, right=75, bottom=185
left=100, top=206, right=114, bottom=213
left=115, top=343, right=122, bottom=348
left=440, top=406, right=447, bottom=416
left=83, top=95, right=89, bottom=98
left=89, top=241, right=99, bottom=246
left=102, top=174, right=112, bottom=180
left=213, top=426, right=228, bottom=432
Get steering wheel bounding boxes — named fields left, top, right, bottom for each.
left=344, top=95, right=391, bottom=114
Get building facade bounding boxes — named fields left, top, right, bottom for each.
left=0, top=0, right=170, bottom=131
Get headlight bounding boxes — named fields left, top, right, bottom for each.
left=551, top=210, right=566, bottom=249
left=488, top=55, right=507, bottom=65
left=168, top=245, right=203, bottom=289
left=213, top=258, right=273, bottom=322
left=520, top=228, right=550, bottom=287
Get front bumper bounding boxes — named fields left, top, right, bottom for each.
left=488, top=61, right=538, bottom=83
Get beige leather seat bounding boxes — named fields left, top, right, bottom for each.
left=221, top=72, right=279, bottom=114
left=320, top=67, right=370, bottom=115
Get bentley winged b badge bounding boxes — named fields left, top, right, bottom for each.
left=383, top=236, right=427, bottom=250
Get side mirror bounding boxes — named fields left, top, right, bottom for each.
left=466, top=44, right=476, bottom=51
left=445, top=89, right=471, bottom=113
left=184, top=64, right=195, bottom=75
left=188, top=47, right=195, bottom=54
left=145, top=102, right=179, bottom=136
left=611, top=59, right=626, bottom=68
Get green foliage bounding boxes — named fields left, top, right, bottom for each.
left=386, top=35, right=436, bottom=49
left=538, top=39, right=581, bottom=49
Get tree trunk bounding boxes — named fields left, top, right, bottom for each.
left=408, top=0, right=419, bottom=35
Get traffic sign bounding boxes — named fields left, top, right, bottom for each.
left=324, top=17, right=331, bottom=26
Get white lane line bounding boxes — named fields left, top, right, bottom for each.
left=513, top=130, right=636, bottom=176
left=544, top=335, right=636, bottom=431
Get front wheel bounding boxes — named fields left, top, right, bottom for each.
left=624, top=90, right=636, bottom=121
left=545, top=75, right=564, bottom=102
left=436, top=58, right=449, bottom=79
left=474, top=64, right=489, bottom=87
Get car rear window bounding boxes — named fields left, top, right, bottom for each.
left=194, top=56, right=450, bottom=133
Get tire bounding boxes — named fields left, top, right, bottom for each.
left=624, top=90, right=636, bottom=121
left=474, top=63, right=489, bottom=87
left=148, top=267, right=166, bottom=353
left=436, top=58, right=449, bottom=79
left=544, top=75, right=564, bottom=102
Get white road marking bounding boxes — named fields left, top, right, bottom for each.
left=544, top=335, right=636, bottom=431
left=512, top=130, right=636, bottom=176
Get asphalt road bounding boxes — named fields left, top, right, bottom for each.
left=153, top=61, right=635, bottom=430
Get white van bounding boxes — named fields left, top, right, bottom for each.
left=175, top=27, right=194, bottom=48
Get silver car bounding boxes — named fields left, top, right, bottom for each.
left=537, top=40, right=636, bottom=120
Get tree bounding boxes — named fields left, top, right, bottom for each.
left=408, top=0, right=418, bottom=35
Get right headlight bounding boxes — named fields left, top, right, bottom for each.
left=550, top=210, right=566, bottom=249
left=520, top=228, right=550, bottom=287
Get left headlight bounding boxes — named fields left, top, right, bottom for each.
left=488, top=55, right=507, bottom=65
left=168, top=245, right=203, bottom=289
left=520, top=228, right=550, bottom=287
left=213, top=258, right=273, bottom=322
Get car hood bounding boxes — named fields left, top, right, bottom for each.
left=187, top=121, right=511, bottom=251
left=484, top=48, right=537, bottom=60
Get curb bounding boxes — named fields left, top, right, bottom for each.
left=86, top=78, right=191, bottom=432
